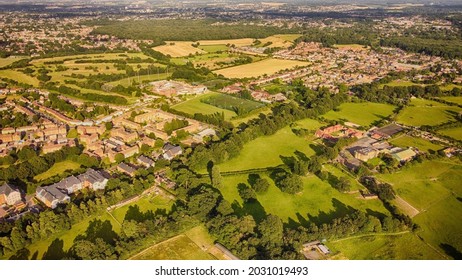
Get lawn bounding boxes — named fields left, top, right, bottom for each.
left=198, top=44, right=229, bottom=52
left=31, top=52, right=151, bottom=66
left=220, top=172, right=389, bottom=226
left=396, top=98, right=460, bottom=127
left=197, top=38, right=254, bottom=47
left=201, top=92, right=265, bottom=114
left=0, top=69, right=40, bottom=87
left=321, top=164, right=364, bottom=191
left=379, top=80, right=419, bottom=88
left=437, top=126, right=462, bottom=141
left=171, top=92, right=238, bottom=120
left=34, top=160, right=81, bottom=181
left=257, top=34, right=301, bottom=48
left=213, top=58, right=309, bottom=79
left=110, top=195, right=173, bottom=223
left=153, top=41, right=205, bottom=57
left=106, top=73, right=171, bottom=87
left=130, top=226, right=217, bottom=260
left=321, top=102, right=396, bottom=127
left=389, top=135, right=443, bottom=152
left=326, top=233, right=444, bottom=259
left=218, top=118, right=323, bottom=172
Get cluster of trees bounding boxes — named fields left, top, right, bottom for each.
left=380, top=37, right=462, bottom=59
left=44, top=84, right=128, bottom=105
left=0, top=111, right=31, bottom=129
left=360, top=176, right=395, bottom=201
left=163, top=119, right=189, bottom=136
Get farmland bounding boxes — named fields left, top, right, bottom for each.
left=153, top=42, right=205, bottom=57
left=396, top=98, right=460, bottom=127
left=321, top=102, right=397, bottom=127
left=218, top=118, right=323, bottom=172
left=213, top=58, right=309, bottom=79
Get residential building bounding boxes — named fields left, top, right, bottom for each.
left=0, top=183, right=22, bottom=206
left=36, top=186, right=70, bottom=209
left=137, top=155, right=155, bottom=168
left=162, top=143, right=183, bottom=160
left=117, top=162, right=137, bottom=176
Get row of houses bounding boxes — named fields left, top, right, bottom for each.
left=36, top=168, right=108, bottom=209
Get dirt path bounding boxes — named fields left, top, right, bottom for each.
left=395, top=195, right=420, bottom=217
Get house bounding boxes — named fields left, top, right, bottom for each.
left=117, top=162, right=137, bottom=176
left=0, top=183, right=22, bottom=206
left=392, top=148, right=417, bottom=162
left=77, top=168, right=108, bottom=191
left=354, top=147, right=378, bottom=162
left=137, top=155, right=155, bottom=168
left=162, top=143, right=183, bottom=160
left=55, top=175, right=82, bottom=194
left=36, top=186, right=70, bottom=209
left=111, top=127, right=138, bottom=143
left=80, top=133, right=99, bottom=145
left=120, top=145, right=139, bottom=158
left=193, top=128, right=216, bottom=142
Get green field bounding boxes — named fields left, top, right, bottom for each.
left=439, top=96, right=462, bottom=105
left=218, top=118, right=323, bottom=172
left=111, top=195, right=173, bottom=223
left=130, top=226, right=217, bottom=260
left=198, top=44, right=229, bottom=52
left=220, top=172, right=389, bottom=225
left=106, top=73, right=171, bottom=87
left=322, top=102, right=396, bottom=127
left=438, top=126, right=462, bottom=141
left=389, top=135, right=443, bottom=152
left=396, top=98, right=460, bottom=127
left=376, top=159, right=462, bottom=257
left=201, top=92, right=265, bottom=114
left=321, top=164, right=365, bottom=191
left=327, top=233, right=444, bottom=259
left=34, top=160, right=81, bottom=181
left=0, top=69, right=40, bottom=86
left=171, top=92, right=238, bottom=120
left=0, top=56, right=28, bottom=68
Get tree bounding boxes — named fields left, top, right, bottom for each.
left=115, top=153, right=125, bottom=163
left=258, top=214, right=283, bottom=246
left=335, top=177, right=351, bottom=193
left=210, top=164, right=224, bottom=189
left=278, top=174, right=303, bottom=194
left=238, top=183, right=257, bottom=202
left=252, top=178, right=270, bottom=194
left=105, top=122, right=113, bottom=131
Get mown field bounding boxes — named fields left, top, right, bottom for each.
left=389, top=135, right=443, bottom=152
left=327, top=233, right=444, bottom=260
left=376, top=159, right=462, bottom=258
left=34, top=160, right=81, bottom=182
left=201, top=92, right=265, bottom=114
left=220, top=172, right=389, bottom=226
left=171, top=92, right=238, bottom=120
left=321, top=102, right=396, bottom=127
left=213, top=58, right=309, bottom=79
left=0, top=69, right=40, bottom=87
left=256, top=34, right=301, bottom=48
left=0, top=56, right=28, bottom=68
left=111, top=195, right=173, bottom=224
left=129, top=226, right=220, bottom=260
left=218, top=118, right=323, bottom=172
left=396, top=98, right=460, bottom=127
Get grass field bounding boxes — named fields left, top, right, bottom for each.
left=321, top=102, right=396, bottom=127
left=106, top=73, right=171, bottom=87
left=34, top=160, right=81, bottom=181
left=0, top=69, right=40, bottom=86
left=213, top=58, right=309, bottom=79
left=220, top=172, right=389, bottom=226
left=439, top=96, right=462, bottom=105
left=326, top=233, right=444, bottom=259
left=197, top=38, right=255, bottom=46
left=153, top=42, right=205, bottom=57
left=376, top=158, right=462, bottom=257
left=110, top=195, right=173, bottom=224
left=396, top=98, right=460, bottom=127
left=130, top=226, right=217, bottom=260
left=437, top=126, right=462, bottom=141
left=321, top=164, right=364, bottom=191
left=31, top=53, right=151, bottom=66
left=171, top=92, right=237, bottom=120
left=0, top=56, right=28, bottom=68
left=257, top=34, right=301, bottom=48
left=389, top=135, right=443, bottom=152
left=218, top=118, right=323, bottom=172
left=334, top=44, right=369, bottom=50
left=201, top=92, right=265, bottom=114
left=198, top=44, right=229, bottom=52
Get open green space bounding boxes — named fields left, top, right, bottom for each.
left=218, top=118, right=323, bottom=172
left=106, top=73, right=171, bottom=87
left=110, top=195, right=173, bottom=223
left=201, top=92, right=265, bottom=114
left=438, top=126, right=462, bottom=141
left=389, top=135, right=443, bottom=153
left=0, top=56, right=28, bottom=68
left=198, top=44, right=229, bottom=52
left=0, top=69, right=40, bottom=86
left=321, top=102, right=396, bottom=127
left=439, top=96, right=462, bottom=105
left=130, top=226, right=216, bottom=260
left=220, top=172, right=389, bottom=226
left=327, top=233, right=444, bottom=260
left=321, top=164, right=364, bottom=191
left=34, top=160, right=81, bottom=181
left=396, top=98, right=460, bottom=127
left=171, top=92, right=238, bottom=120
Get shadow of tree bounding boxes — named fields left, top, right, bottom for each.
left=75, top=219, right=118, bottom=246
left=440, top=243, right=462, bottom=260
left=294, top=150, right=309, bottom=162
left=31, top=250, right=38, bottom=260
left=43, top=238, right=67, bottom=260
left=279, top=155, right=296, bottom=170
left=231, top=198, right=267, bottom=224
left=247, top=173, right=261, bottom=186
left=8, top=248, right=30, bottom=260
left=306, top=198, right=357, bottom=226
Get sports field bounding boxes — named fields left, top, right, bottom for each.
left=153, top=42, right=206, bottom=57
left=396, top=98, right=460, bottom=127
left=218, top=118, right=323, bottom=172
left=321, top=102, right=396, bottom=127
left=389, top=135, right=443, bottom=152
left=213, top=58, right=309, bottom=79
left=130, top=226, right=221, bottom=260
left=326, top=232, right=444, bottom=260
left=171, top=92, right=237, bottom=120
